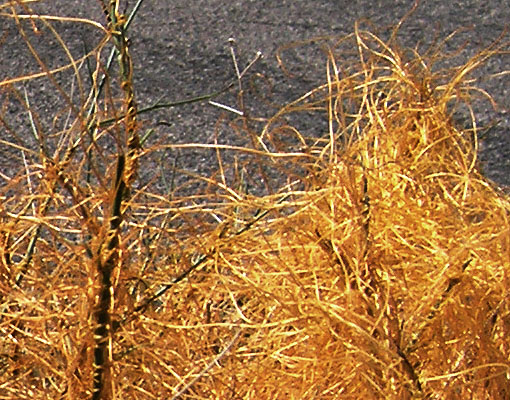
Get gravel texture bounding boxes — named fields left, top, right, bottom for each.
left=1, top=0, right=509, bottom=193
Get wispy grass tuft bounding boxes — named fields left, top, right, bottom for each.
left=0, top=1, right=509, bottom=399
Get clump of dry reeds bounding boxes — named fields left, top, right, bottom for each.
left=170, top=25, right=510, bottom=398
left=0, top=1, right=509, bottom=399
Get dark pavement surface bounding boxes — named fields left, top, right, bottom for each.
left=1, top=0, right=510, bottom=193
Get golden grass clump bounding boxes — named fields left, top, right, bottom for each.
left=156, top=29, right=510, bottom=398
left=1, top=3, right=509, bottom=398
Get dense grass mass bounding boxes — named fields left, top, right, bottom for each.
left=0, top=1, right=509, bottom=399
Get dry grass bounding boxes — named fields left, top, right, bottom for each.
left=0, top=1, right=509, bottom=399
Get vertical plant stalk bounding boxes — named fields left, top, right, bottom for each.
left=91, top=1, right=140, bottom=399
left=91, top=156, right=125, bottom=400
left=108, top=0, right=140, bottom=187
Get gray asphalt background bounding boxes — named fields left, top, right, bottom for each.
left=1, top=0, right=510, bottom=194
